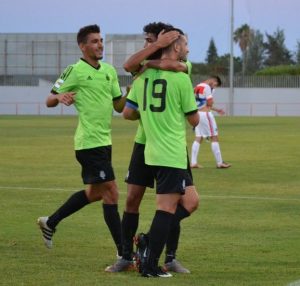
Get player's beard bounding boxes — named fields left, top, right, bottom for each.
left=94, top=52, right=103, bottom=61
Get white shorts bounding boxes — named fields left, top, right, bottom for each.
left=194, top=111, right=218, bottom=138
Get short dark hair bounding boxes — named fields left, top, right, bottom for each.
left=210, top=75, right=222, bottom=86
left=143, top=22, right=174, bottom=37
left=163, top=27, right=184, bottom=36
left=77, top=24, right=100, bottom=45
left=161, top=27, right=185, bottom=54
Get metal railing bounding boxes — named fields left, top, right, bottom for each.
left=1, top=74, right=300, bottom=88
left=1, top=102, right=299, bottom=116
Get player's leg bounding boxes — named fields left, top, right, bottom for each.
left=208, top=114, right=231, bottom=168
left=106, top=143, right=154, bottom=272
left=105, top=184, right=146, bottom=272
left=122, top=184, right=145, bottom=257
left=191, top=112, right=206, bottom=168
left=122, top=143, right=154, bottom=260
left=141, top=167, right=184, bottom=278
left=37, top=188, right=90, bottom=249
left=191, top=136, right=203, bottom=168
left=37, top=146, right=112, bottom=249
left=164, top=164, right=199, bottom=273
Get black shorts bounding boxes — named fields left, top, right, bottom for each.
left=186, top=151, right=193, bottom=182
left=125, top=142, right=154, bottom=188
left=151, top=166, right=193, bottom=195
left=75, top=146, right=115, bottom=184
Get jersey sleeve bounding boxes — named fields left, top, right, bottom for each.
left=179, top=74, right=198, bottom=115
left=125, top=84, right=138, bottom=110
left=204, top=85, right=213, bottom=100
left=51, top=65, right=77, bottom=94
left=111, top=67, right=123, bottom=101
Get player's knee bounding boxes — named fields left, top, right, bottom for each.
left=195, top=137, right=201, bottom=143
left=125, top=185, right=145, bottom=212
left=85, top=188, right=103, bottom=202
left=125, top=193, right=141, bottom=213
left=211, top=135, right=218, bottom=142
left=182, top=186, right=199, bottom=213
left=103, top=188, right=119, bottom=204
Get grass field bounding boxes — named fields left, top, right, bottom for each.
left=0, top=115, right=299, bottom=286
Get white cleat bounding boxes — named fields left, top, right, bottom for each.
left=37, top=217, right=54, bottom=249
left=217, top=162, right=232, bottom=169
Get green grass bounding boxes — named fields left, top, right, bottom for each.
left=0, top=115, right=300, bottom=286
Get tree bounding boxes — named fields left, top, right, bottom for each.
left=205, top=38, right=218, bottom=64
left=296, top=40, right=300, bottom=64
left=245, top=30, right=265, bottom=74
left=264, top=28, right=293, bottom=66
left=234, top=24, right=254, bottom=75
left=214, top=54, right=242, bottom=75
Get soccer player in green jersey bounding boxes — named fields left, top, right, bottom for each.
left=123, top=29, right=199, bottom=277
left=37, top=25, right=126, bottom=268
left=105, top=23, right=199, bottom=274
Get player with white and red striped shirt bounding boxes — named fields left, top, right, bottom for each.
left=190, top=75, right=231, bottom=169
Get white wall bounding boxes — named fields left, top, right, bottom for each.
left=0, top=86, right=299, bottom=116
left=209, top=88, right=300, bottom=116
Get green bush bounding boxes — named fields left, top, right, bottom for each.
left=256, top=65, right=300, bottom=75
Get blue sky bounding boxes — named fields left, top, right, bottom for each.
left=1, top=0, right=299, bottom=62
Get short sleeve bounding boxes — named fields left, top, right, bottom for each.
left=126, top=84, right=138, bottom=110
left=179, top=75, right=198, bottom=115
left=51, top=65, right=77, bottom=94
left=111, top=67, right=123, bottom=100
left=204, top=85, right=213, bottom=100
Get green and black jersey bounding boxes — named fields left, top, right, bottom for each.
left=127, top=68, right=197, bottom=169
left=133, top=60, right=192, bottom=145
left=51, top=59, right=122, bottom=150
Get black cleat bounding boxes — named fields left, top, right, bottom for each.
left=141, top=266, right=172, bottom=278
left=134, top=233, right=148, bottom=273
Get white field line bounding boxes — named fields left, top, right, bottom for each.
left=0, top=186, right=300, bottom=202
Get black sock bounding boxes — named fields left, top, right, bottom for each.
left=47, top=190, right=90, bottom=230
left=165, top=204, right=190, bottom=263
left=121, top=212, right=139, bottom=260
left=147, top=210, right=174, bottom=270
left=103, top=204, right=122, bottom=257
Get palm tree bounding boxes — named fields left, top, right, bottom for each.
left=234, top=24, right=253, bottom=74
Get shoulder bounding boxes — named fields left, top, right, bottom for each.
left=172, top=71, right=191, bottom=83
left=100, top=61, right=116, bottom=71
left=195, top=82, right=210, bottom=92
left=59, top=63, right=77, bottom=80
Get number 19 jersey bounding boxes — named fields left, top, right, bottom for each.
left=127, top=68, right=197, bottom=169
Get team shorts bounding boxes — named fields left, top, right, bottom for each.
left=75, top=146, right=115, bottom=184
left=150, top=166, right=193, bottom=195
left=125, top=142, right=155, bottom=188
left=195, top=111, right=218, bottom=138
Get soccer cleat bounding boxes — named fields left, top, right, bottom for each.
left=105, top=257, right=135, bottom=272
left=37, top=217, right=55, bottom=249
left=141, top=266, right=172, bottom=278
left=163, top=259, right=191, bottom=273
left=134, top=233, right=149, bottom=273
left=217, top=162, right=231, bottom=169
left=190, top=163, right=204, bottom=169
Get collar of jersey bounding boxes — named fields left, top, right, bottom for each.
left=80, top=58, right=101, bottom=70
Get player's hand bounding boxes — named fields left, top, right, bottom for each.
left=156, top=30, right=180, bottom=48
left=57, top=92, right=75, bottom=106
left=133, top=64, right=148, bottom=80
left=218, top=109, right=225, bottom=115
